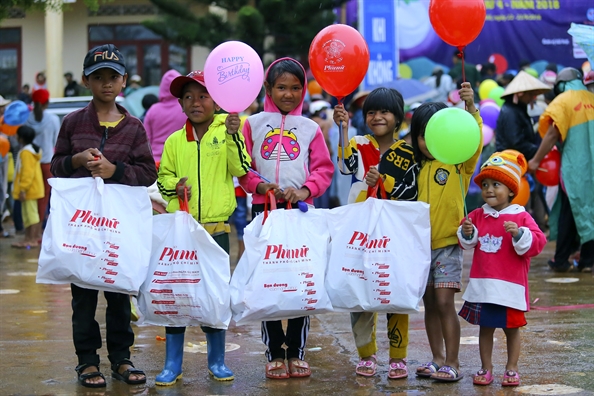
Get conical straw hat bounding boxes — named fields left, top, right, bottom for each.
left=502, top=70, right=551, bottom=97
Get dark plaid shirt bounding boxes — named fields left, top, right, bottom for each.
left=51, top=101, right=157, bottom=187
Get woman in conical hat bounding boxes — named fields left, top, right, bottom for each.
left=494, top=71, right=551, bottom=230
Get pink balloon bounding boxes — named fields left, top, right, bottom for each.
left=482, top=125, right=494, bottom=146
left=480, top=101, right=500, bottom=110
left=479, top=98, right=496, bottom=106
left=448, top=89, right=460, bottom=104
left=204, top=41, right=264, bottom=113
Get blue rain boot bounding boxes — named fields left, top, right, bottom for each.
left=206, top=330, right=234, bottom=381
left=155, top=333, right=184, bottom=386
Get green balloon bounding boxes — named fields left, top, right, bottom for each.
left=488, top=86, right=505, bottom=107
left=425, top=108, right=481, bottom=165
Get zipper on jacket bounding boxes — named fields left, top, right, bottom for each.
left=196, top=141, right=201, bottom=222
left=99, top=127, right=108, bottom=152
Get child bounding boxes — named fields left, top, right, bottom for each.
left=155, top=70, right=251, bottom=385
left=333, top=87, right=418, bottom=379
left=411, top=82, right=482, bottom=382
left=239, top=58, right=334, bottom=379
left=51, top=44, right=157, bottom=388
left=10, top=125, right=43, bottom=248
left=458, top=150, right=546, bottom=386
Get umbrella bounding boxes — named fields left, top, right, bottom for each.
left=120, top=86, right=160, bottom=118
left=369, top=78, right=438, bottom=105
left=405, top=56, right=437, bottom=80
left=568, top=23, right=594, bottom=64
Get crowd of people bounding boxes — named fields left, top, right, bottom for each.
left=0, top=42, right=592, bottom=390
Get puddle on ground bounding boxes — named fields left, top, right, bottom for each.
left=517, top=384, right=585, bottom=395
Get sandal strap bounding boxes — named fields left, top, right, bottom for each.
left=389, top=361, right=407, bottom=370
left=111, top=359, right=134, bottom=372
left=75, top=363, right=100, bottom=374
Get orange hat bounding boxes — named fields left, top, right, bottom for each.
left=474, top=150, right=528, bottom=197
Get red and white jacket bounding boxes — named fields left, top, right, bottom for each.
left=457, top=204, right=547, bottom=311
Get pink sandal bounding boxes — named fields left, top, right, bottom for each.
left=355, top=355, right=377, bottom=377
left=388, top=360, right=408, bottom=379
left=473, top=368, right=493, bottom=385
left=502, top=370, right=520, bottom=386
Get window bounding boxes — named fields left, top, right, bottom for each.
left=0, top=28, right=21, bottom=100
left=88, top=24, right=190, bottom=87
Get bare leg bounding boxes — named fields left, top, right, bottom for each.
left=474, top=326, right=495, bottom=383
left=417, top=287, right=445, bottom=375
left=431, top=288, right=461, bottom=379
left=503, top=327, right=521, bottom=385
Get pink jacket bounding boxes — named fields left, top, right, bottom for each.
left=144, top=70, right=188, bottom=161
left=239, top=58, right=334, bottom=205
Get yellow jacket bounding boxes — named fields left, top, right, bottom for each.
left=157, top=115, right=251, bottom=223
left=13, top=145, right=44, bottom=200
left=418, top=110, right=483, bottom=250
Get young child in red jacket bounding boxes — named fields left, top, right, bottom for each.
left=457, top=150, right=546, bottom=387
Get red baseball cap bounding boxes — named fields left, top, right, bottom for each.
left=169, top=70, right=206, bottom=98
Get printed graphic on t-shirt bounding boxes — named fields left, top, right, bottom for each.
left=479, top=233, right=503, bottom=253
left=260, top=124, right=301, bottom=161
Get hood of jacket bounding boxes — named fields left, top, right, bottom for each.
left=263, top=57, right=307, bottom=116
left=158, top=69, right=182, bottom=102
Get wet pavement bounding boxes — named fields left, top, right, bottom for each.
left=1, top=226, right=593, bottom=396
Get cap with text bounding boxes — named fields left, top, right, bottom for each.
left=83, top=44, right=126, bottom=76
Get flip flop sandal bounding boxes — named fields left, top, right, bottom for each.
left=502, top=370, right=520, bottom=386
left=265, top=360, right=290, bottom=379
left=431, top=365, right=464, bottom=382
left=473, top=368, right=494, bottom=385
left=416, top=361, right=440, bottom=378
left=76, top=364, right=106, bottom=388
left=288, top=359, right=311, bottom=378
left=388, top=361, right=408, bottom=379
left=355, top=355, right=377, bottom=377
left=111, top=360, right=146, bottom=385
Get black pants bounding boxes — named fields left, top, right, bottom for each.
left=262, top=317, right=310, bottom=361
left=71, top=284, right=133, bottom=367
left=166, top=232, right=230, bottom=335
left=555, top=189, right=594, bottom=269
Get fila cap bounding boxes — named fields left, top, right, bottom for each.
left=83, top=44, right=126, bottom=76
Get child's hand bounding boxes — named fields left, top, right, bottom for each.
left=364, top=166, right=380, bottom=187
left=176, top=176, right=192, bottom=200
left=333, top=105, right=349, bottom=129
left=18, top=191, right=26, bottom=201
left=459, top=82, right=477, bottom=113
left=225, top=113, right=241, bottom=134
left=72, top=148, right=101, bottom=170
left=283, top=187, right=310, bottom=204
left=256, top=182, right=281, bottom=198
left=504, top=221, right=519, bottom=237
left=87, top=153, right=116, bottom=179
left=462, top=217, right=474, bottom=238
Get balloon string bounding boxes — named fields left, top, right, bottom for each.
left=457, top=165, right=468, bottom=219
left=337, top=96, right=346, bottom=172
left=458, top=46, right=468, bottom=112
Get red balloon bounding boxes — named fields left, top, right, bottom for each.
left=511, top=177, right=530, bottom=206
left=308, top=24, right=369, bottom=101
left=429, top=0, right=486, bottom=48
left=488, top=53, right=508, bottom=75
left=536, top=147, right=561, bottom=187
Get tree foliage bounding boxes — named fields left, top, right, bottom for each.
left=144, top=0, right=346, bottom=60
left=0, top=0, right=103, bottom=22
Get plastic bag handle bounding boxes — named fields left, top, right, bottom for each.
left=262, top=190, right=293, bottom=224
left=367, top=177, right=388, bottom=200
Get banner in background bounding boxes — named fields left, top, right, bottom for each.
left=358, top=0, right=399, bottom=88
left=350, top=0, right=592, bottom=74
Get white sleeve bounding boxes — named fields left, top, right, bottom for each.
left=512, top=226, right=533, bottom=256
left=457, top=225, right=478, bottom=249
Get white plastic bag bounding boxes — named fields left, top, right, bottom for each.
left=325, top=198, right=431, bottom=313
left=37, top=177, right=152, bottom=294
left=137, top=211, right=231, bottom=329
left=230, top=206, right=333, bottom=325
